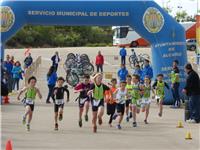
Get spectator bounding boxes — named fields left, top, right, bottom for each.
left=51, top=51, right=60, bottom=71
left=119, top=46, right=127, bottom=65
left=12, top=61, right=23, bottom=91
left=170, top=60, right=181, bottom=108
left=3, top=55, right=13, bottom=93
left=24, top=53, right=33, bottom=69
left=141, top=59, right=153, bottom=82
left=182, top=63, right=200, bottom=123
left=10, top=56, right=15, bottom=64
left=196, top=46, right=200, bottom=65
left=95, top=51, right=104, bottom=73
left=132, top=64, right=142, bottom=77
left=46, top=66, right=57, bottom=104
left=118, top=64, right=128, bottom=81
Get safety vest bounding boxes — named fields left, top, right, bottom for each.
left=26, top=87, right=37, bottom=100
left=143, top=84, right=151, bottom=98
left=93, top=84, right=104, bottom=100
left=131, top=83, right=141, bottom=100
left=156, top=81, right=165, bottom=96
left=170, top=70, right=180, bottom=83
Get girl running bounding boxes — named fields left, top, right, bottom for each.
left=152, top=74, right=169, bottom=117
left=88, top=73, right=110, bottom=133
left=115, top=81, right=127, bottom=129
left=131, top=74, right=143, bottom=127
left=141, top=76, right=154, bottom=124
left=52, top=77, right=70, bottom=130
left=105, top=78, right=117, bottom=127
left=125, top=75, right=133, bottom=122
left=74, top=75, right=91, bottom=128
left=17, top=76, right=42, bottom=131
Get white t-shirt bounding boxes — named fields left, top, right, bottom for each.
left=116, top=88, right=127, bottom=104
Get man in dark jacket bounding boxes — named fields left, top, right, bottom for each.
left=24, top=53, right=33, bottom=69
left=183, top=63, right=200, bottom=123
left=51, top=51, right=60, bottom=71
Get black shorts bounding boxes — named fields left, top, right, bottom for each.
left=91, top=99, right=104, bottom=112
left=125, top=99, right=131, bottom=107
left=116, top=103, right=125, bottom=115
left=107, top=103, right=116, bottom=115
left=78, top=97, right=90, bottom=108
left=25, top=104, right=34, bottom=111
left=54, top=104, right=64, bottom=113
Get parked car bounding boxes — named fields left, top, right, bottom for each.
left=186, top=39, right=196, bottom=51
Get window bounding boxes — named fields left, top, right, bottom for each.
left=119, top=27, right=129, bottom=38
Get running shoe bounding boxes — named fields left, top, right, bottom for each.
left=46, top=101, right=51, bottom=104
left=22, top=116, right=26, bottom=125
left=158, top=112, right=162, bottom=117
left=129, top=112, right=132, bottom=118
left=27, top=124, right=30, bottom=131
left=126, top=116, right=129, bottom=122
left=116, top=124, right=122, bottom=130
left=85, top=114, right=89, bottom=122
left=112, top=114, right=118, bottom=120
left=133, top=122, right=137, bottom=127
left=59, top=114, right=63, bottom=121
left=54, top=123, right=58, bottom=131
left=93, top=126, right=97, bottom=133
left=144, top=120, right=148, bottom=124
left=79, top=120, right=82, bottom=127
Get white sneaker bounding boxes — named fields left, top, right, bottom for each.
left=186, top=119, right=196, bottom=123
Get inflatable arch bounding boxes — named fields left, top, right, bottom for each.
left=0, top=0, right=187, bottom=104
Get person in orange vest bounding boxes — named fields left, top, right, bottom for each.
left=105, top=78, right=117, bottom=127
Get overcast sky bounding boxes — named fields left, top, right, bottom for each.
left=154, top=0, right=199, bottom=16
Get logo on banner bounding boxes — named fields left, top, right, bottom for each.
left=143, top=7, right=164, bottom=33
left=0, top=6, right=15, bottom=32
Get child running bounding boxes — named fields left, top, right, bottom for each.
left=125, top=75, right=133, bottom=122
left=131, top=74, right=143, bottom=127
left=115, top=81, right=127, bottom=129
left=105, top=78, right=117, bottom=127
left=74, top=75, right=91, bottom=127
left=152, top=74, right=169, bottom=117
left=17, top=76, right=42, bottom=131
left=52, top=77, right=70, bottom=130
left=141, top=76, right=154, bottom=124
left=88, top=73, right=110, bottom=133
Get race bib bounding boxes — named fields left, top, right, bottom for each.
left=80, top=98, right=88, bottom=104
left=26, top=98, right=34, bottom=105
left=93, top=99, right=101, bottom=106
left=155, top=95, right=161, bottom=100
left=55, top=99, right=64, bottom=105
left=136, top=99, right=142, bottom=105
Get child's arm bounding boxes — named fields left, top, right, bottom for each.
left=36, top=87, right=42, bottom=99
left=65, top=88, right=70, bottom=102
left=17, top=87, right=27, bottom=101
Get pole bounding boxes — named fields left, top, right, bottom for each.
left=196, top=0, right=200, bottom=64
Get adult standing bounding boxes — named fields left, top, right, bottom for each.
left=170, top=60, right=181, bottom=108
left=95, top=51, right=104, bottom=73
left=24, top=53, right=33, bottom=69
left=182, top=63, right=200, bottom=123
left=46, top=66, right=57, bottom=103
left=3, top=55, right=13, bottom=93
left=118, top=64, right=128, bottom=82
left=51, top=51, right=60, bottom=72
left=119, top=46, right=127, bottom=65
left=12, top=61, right=23, bottom=91
left=141, top=59, right=153, bottom=82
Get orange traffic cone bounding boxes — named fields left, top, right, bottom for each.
left=5, top=140, right=12, bottom=150
left=4, top=96, right=10, bottom=104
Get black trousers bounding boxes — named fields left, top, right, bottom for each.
left=96, top=64, right=103, bottom=73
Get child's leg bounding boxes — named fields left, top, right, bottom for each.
left=58, top=107, right=63, bottom=116
left=24, top=105, right=31, bottom=118
left=92, top=111, right=98, bottom=130
left=159, top=99, right=163, bottom=117
left=118, top=113, right=123, bottom=125
left=137, top=107, right=140, bottom=114
left=16, top=79, right=20, bottom=91
left=132, top=105, right=137, bottom=122
left=109, top=113, right=114, bottom=125
left=27, top=111, right=33, bottom=125
left=84, top=101, right=89, bottom=116
left=145, top=104, right=150, bottom=121
left=55, top=112, right=58, bottom=124
left=97, top=106, right=104, bottom=125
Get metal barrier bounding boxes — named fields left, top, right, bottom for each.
left=24, top=56, right=42, bottom=85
